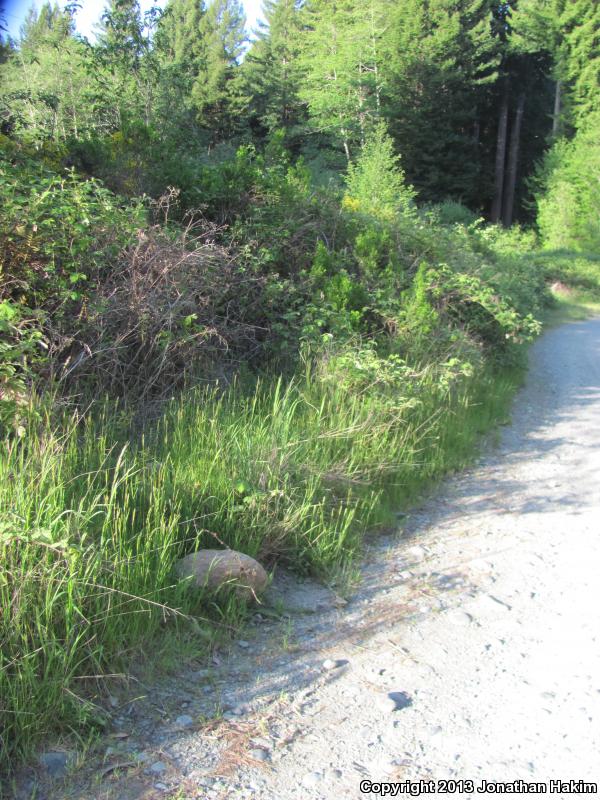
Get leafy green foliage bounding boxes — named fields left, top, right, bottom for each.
left=536, top=112, right=600, bottom=252
left=0, top=155, right=143, bottom=307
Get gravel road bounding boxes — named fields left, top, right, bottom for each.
left=24, top=317, right=600, bottom=800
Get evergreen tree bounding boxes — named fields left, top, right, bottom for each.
left=536, top=109, right=600, bottom=250
left=385, top=0, right=500, bottom=207
left=0, top=2, right=93, bottom=141
left=19, top=1, right=73, bottom=49
left=95, top=0, right=160, bottom=129
left=157, top=0, right=206, bottom=67
left=298, top=0, right=391, bottom=161
left=154, top=0, right=208, bottom=138
left=512, top=0, right=567, bottom=136
left=345, top=121, right=416, bottom=218
left=489, top=0, right=556, bottom=224
left=240, top=0, right=305, bottom=146
left=561, top=0, right=600, bottom=125
left=191, top=0, right=246, bottom=137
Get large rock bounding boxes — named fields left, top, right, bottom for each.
left=175, top=549, right=268, bottom=601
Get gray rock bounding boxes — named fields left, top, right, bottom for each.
left=406, top=545, right=426, bottom=561
left=237, top=640, right=250, bottom=649
left=149, top=760, right=167, bottom=774
left=326, top=768, right=343, bottom=780
left=249, top=748, right=270, bottom=762
left=250, top=737, right=272, bottom=750
left=378, top=691, right=413, bottom=712
left=175, top=714, right=194, bottom=728
left=322, top=658, right=349, bottom=671
left=39, top=751, right=71, bottom=777
left=154, top=783, right=168, bottom=791
left=303, top=771, right=324, bottom=786
left=191, top=669, right=212, bottom=680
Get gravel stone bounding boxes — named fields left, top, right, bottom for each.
left=302, top=771, right=323, bottom=786
left=249, top=748, right=270, bottom=762
left=39, top=751, right=71, bottom=777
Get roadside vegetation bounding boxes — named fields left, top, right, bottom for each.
left=0, top=0, right=599, bottom=774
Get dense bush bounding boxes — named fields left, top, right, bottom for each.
left=0, top=122, right=549, bottom=773
left=536, top=112, right=600, bottom=252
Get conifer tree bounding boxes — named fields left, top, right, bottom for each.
left=241, top=0, right=304, bottom=145
left=298, top=0, right=390, bottom=161
left=0, top=2, right=92, bottom=141
left=561, top=0, right=600, bottom=125
left=191, top=0, right=246, bottom=137
left=154, top=0, right=207, bottom=134
left=386, top=0, right=500, bottom=206
left=95, top=0, right=159, bottom=128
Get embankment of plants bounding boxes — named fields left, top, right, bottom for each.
left=0, top=135, right=558, bottom=771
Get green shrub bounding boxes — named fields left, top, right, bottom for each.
left=0, top=153, right=144, bottom=313
left=430, top=199, right=479, bottom=227
left=535, top=112, right=600, bottom=252
left=344, top=122, right=416, bottom=220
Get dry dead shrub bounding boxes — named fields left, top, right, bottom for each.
left=54, top=211, right=269, bottom=400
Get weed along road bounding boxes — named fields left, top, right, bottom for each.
left=23, top=316, right=600, bottom=800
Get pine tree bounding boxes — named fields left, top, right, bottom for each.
left=536, top=109, right=600, bottom=250
left=95, top=0, right=160, bottom=129
left=0, top=2, right=93, bottom=141
left=561, top=0, right=600, bottom=125
left=240, top=0, right=305, bottom=146
left=512, top=0, right=567, bottom=136
left=385, top=0, right=500, bottom=206
left=154, top=0, right=207, bottom=135
left=345, top=121, right=415, bottom=218
left=298, top=0, right=391, bottom=161
left=157, top=0, right=206, bottom=67
left=19, top=1, right=73, bottom=50
left=191, top=0, right=246, bottom=137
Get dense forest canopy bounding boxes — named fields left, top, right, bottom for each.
left=0, top=0, right=597, bottom=223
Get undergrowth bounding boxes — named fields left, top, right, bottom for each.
left=0, top=128, right=580, bottom=774
left=0, top=352, right=522, bottom=769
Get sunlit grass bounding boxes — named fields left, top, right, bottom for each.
left=0, top=356, right=521, bottom=772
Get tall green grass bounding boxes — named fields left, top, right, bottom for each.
left=0, top=355, right=521, bottom=772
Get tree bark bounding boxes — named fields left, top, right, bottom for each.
left=552, top=79, right=562, bottom=137
left=491, top=85, right=509, bottom=223
left=502, top=91, right=526, bottom=227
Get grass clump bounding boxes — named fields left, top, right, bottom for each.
left=1, top=347, right=521, bottom=770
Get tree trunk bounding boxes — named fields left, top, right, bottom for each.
left=552, top=79, right=562, bottom=137
left=491, top=86, right=509, bottom=223
left=502, top=91, right=526, bottom=228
